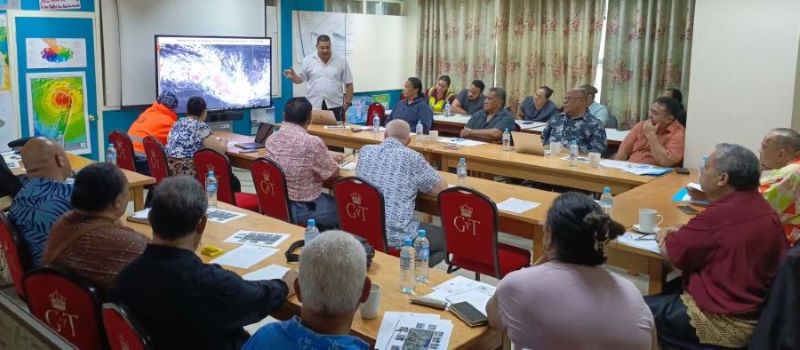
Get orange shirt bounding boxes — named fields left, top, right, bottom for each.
left=127, top=103, right=178, bottom=152
left=618, top=120, right=685, bottom=166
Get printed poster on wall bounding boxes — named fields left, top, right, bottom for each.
left=0, top=12, right=15, bottom=151
left=39, top=0, right=80, bottom=10
left=26, top=72, right=91, bottom=155
left=26, top=38, right=87, bottom=69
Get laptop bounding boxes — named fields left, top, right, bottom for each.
left=511, top=132, right=545, bottom=155
left=234, top=123, right=275, bottom=150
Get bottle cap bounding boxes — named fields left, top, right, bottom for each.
left=603, top=186, right=611, bottom=192
left=405, top=238, right=413, bottom=246
left=307, top=218, right=316, bottom=227
left=417, top=229, right=426, bottom=238
left=208, top=170, right=214, bottom=176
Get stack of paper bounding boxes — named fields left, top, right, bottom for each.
left=223, top=230, right=290, bottom=248
left=424, top=276, right=496, bottom=315
left=617, top=232, right=660, bottom=254
left=242, top=264, right=290, bottom=281
left=496, top=197, right=541, bottom=214
left=598, top=159, right=672, bottom=176
left=210, top=244, right=278, bottom=269
left=206, top=208, right=246, bottom=224
left=436, top=137, right=486, bottom=147
left=375, top=312, right=453, bottom=350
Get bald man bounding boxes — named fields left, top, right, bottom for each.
left=759, top=128, right=800, bottom=246
left=9, top=137, right=74, bottom=266
left=356, top=120, right=447, bottom=266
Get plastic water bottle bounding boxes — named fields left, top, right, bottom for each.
left=569, top=141, right=579, bottom=167
left=502, top=128, right=511, bottom=151
left=400, top=238, right=415, bottom=295
left=457, top=157, right=467, bottom=187
left=106, top=144, right=117, bottom=165
left=372, top=113, right=380, bottom=139
left=304, top=219, right=320, bottom=243
left=414, top=229, right=429, bottom=283
left=699, top=156, right=708, bottom=180
left=205, top=170, right=218, bottom=208
left=444, top=101, right=451, bottom=117
left=600, top=186, right=614, bottom=217
left=416, top=121, right=424, bottom=143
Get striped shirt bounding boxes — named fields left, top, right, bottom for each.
left=9, top=177, right=73, bottom=266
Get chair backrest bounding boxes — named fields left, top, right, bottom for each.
left=108, top=131, right=136, bottom=172
left=438, top=187, right=501, bottom=277
left=333, top=177, right=388, bottom=252
left=367, top=102, right=387, bottom=126
left=0, top=211, right=29, bottom=298
left=250, top=157, right=292, bottom=222
left=193, top=148, right=236, bottom=205
left=142, top=136, right=170, bottom=183
left=23, top=268, right=106, bottom=350
left=102, top=303, right=151, bottom=350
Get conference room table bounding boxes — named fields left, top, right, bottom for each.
left=216, top=130, right=696, bottom=294
left=294, top=125, right=652, bottom=194
left=5, top=152, right=155, bottom=211
left=430, top=114, right=629, bottom=146
left=124, top=202, right=502, bottom=349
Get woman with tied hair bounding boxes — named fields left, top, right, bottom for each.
left=486, top=192, right=656, bottom=350
left=427, top=75, right=456, bottom=113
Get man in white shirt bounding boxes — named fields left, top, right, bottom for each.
left=283, top=35, right=354, bottom=121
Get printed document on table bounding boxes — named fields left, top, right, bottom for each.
left=210, top=245, right=277, bottom=269
left=242, top=264, right=290, bottom=281
left=206, top=208, right=246, bottom=224
left=375, top=312, right=452, bottom=350
left=496, top=197, right=541, bottom=214
left=436, top=137, right=486, bottom=147
left=617, top=232, right=660, bottom=254
left=224, top=230, right=290, bottom=248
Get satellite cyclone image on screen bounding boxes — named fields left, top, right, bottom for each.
left=157, top=36, right=272, bottom=113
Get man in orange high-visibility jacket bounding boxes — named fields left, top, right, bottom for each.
left=127, top=91, right=179, bottom=175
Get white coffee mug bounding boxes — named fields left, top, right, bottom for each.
left=589, top=152, right=601, bottom=168
left=638, top=208, right=664, bottom=234
left=359, top=282, right=381, bottom=320
left=429, top=130, right=439, bottom=140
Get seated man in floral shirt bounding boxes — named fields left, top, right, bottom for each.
left=542, top=88, right=607, bottom=154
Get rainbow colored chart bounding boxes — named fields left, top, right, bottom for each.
left=27, top=72, right=90, bottom=154
left=40, top=41, right=74, bottom=63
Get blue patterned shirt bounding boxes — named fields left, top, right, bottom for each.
left=242, top=316, right=368, bottom=350
left=165, top=117, right=212, bottom=159
left=9, top=177, right=73, bottom=266
left=356, top=138, right=441, bottom=247
left=542, top=112, right=608, bottom=154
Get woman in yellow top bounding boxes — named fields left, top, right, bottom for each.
left=427, top=75, right=456, bottom=113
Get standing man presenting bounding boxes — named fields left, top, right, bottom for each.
left=283, top=35, right=354, bottom=122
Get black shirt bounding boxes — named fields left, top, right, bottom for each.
left=111, top=244, right=289, bottom=350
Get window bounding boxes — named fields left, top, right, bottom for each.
left=325, top=0, right=405, bottom=16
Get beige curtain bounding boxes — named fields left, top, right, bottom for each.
left=496, top=0, right=605, bottom=112
left=416, top=0, right=499, bottom=92
left=601, top=0, right=695, bottom=128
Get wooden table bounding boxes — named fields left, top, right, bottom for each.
left=7, top=153, right=155, bottom=211
left=124, top=202, right=501, bottom=349
left=216, top=130, right=687, bottom=294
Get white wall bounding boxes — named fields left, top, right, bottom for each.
left=685, top=0, right=800, bottom=167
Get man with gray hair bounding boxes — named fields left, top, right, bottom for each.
left=542, top=88, right=607, bottom=154
left=758, top=128, right=800, bottom=246
left=243, top=230, right=370, bottom=349
left=460, top=87, right=517, bottom=142
left=356, top=120, right=447, bottom=266
left=646, top=144, right=786, bottom=348
left=113, top=176, right=296, bottom=350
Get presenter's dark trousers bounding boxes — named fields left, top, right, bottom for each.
left=321, top=100, right=343, bottom=121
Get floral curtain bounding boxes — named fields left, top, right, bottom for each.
left=496, top=0, right=605, bottom=111
left=416, top=0, right=499, bottom=92
left=601, top=0, right=694, bottom=128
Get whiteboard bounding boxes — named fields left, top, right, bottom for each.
left=111, top=0, right=267, bottom=107
left=291, top=11, right=408, bottom=96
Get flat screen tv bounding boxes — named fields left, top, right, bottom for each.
left=155, top=35, right=272, bottom=114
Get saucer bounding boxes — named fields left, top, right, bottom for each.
left=632, top=224, right=659, bottom=234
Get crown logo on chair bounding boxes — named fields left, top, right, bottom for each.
left=49, top=290, right=67, bottom=311
left=351, top=192, right=362, bottom=205
left=459, top=204, right=473, bottom=218
left=261, top=172, right=270, bottom=182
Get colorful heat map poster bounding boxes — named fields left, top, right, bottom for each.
left=0, top=12, right=15, bottom=152
left=25, top=38, right=87, bottom=69
left=26, top=72, right=91, bottom=155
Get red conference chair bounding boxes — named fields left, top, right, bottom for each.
left=23, top=267, right=107, bottom=350
left=367, top=102, right=387, bottom=126
left=142, top=136, right=170, bottom=184
left=193, top=149, right=259, bottom=212
left=333, top=177, right=390, bottom=253
left=438, top=187, right=531, bottom=280
left=0, top=211, right=30, bottom=298
left=108, top=131, right=136, bottom=172
left=102, top=303, right=152, bottom=350
left=250, top=157, right=293, bottom=223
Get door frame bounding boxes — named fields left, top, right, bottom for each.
left=7, top=8, right=106, bottom=160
